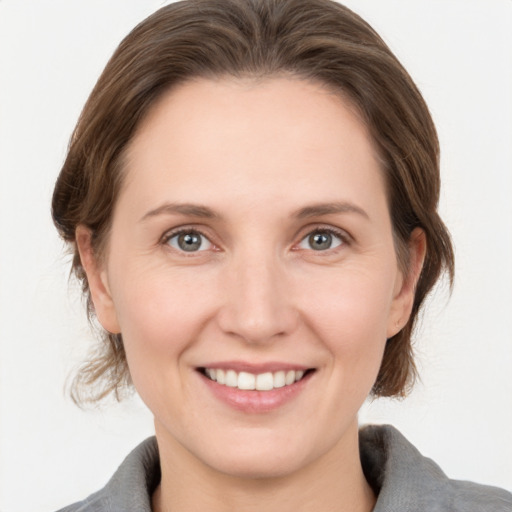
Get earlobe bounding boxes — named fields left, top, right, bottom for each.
left=75, top=226, right=121, bottom=334
left=387, top=228, right=427, bottom=338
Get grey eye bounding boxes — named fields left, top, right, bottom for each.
left=167, top=231, right=212, bottom=252
left=298, top=230, right=343, bottom=251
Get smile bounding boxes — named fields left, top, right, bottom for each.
left=201, top=368, right=310, bottom=391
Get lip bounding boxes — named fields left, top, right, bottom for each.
left=197, top=362, right=315, bottom=413
left=199, top=360, right=311, bottom=373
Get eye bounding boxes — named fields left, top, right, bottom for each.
left=165, top=230, right=213, bottom=252
left=297, top=229, right=344, bottom=251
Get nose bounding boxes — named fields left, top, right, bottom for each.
left=216, top=251, right=299, bottom=345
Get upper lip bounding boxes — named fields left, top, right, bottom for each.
left=197, top=361, right=313, bottom=373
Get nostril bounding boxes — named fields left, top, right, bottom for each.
left=215, top=277, right=299, bottom=344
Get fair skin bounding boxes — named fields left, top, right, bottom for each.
left=77, top=77, right=425, bottom=512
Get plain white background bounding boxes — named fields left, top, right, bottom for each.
left=0, top=1, right=511, bottom=510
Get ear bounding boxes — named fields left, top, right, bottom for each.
left=387, top=227, right=427, bottom=338
left=75, top=225, right=121, bottom=334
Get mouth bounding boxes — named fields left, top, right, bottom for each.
left=198, top=367, right=315, bottom=391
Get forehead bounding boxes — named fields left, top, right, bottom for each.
left=120, top=77, right=387, bottom=220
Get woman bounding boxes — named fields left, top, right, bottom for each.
left=50, top=0, right=512, bottom=510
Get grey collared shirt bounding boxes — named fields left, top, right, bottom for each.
left=56, top=425, right=512, bottom=511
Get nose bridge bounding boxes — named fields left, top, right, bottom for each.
left=217, top=242, right=297, bottom=343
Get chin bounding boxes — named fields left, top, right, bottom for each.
left=189, top=428, right=325, bottom=481
left=208, top=448, right=310, bottom=480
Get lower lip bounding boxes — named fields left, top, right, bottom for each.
left=200, top=371, right=313, bottom=413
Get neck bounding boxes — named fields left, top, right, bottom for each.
left=152, top=421, right=376, bottom=512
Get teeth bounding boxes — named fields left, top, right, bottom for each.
left=285, top=370, right=295, bottom=385
left=225, top=369, right=238, bottom=387
left=238, top=372, right=256, bottom=390
left=256, top=372, right=274, bottom=391
left=203, top=368, right=308, bottom=391
left=273, top=371, right=286, bottom=388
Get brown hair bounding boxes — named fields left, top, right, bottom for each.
left=52, top=0, right=454, bottom=403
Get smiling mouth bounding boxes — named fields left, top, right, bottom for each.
left=199, top=368, right=315, bottom=391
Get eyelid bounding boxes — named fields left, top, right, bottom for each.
left=294, top=224, right=351, bottom=251
left=161, top=226, right=217, bottom=253
left=159, top=223, right=351, bottom=253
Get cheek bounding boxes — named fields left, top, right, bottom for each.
left=299, top=265, right=394, bottom=380
left=110, top=270, right=224, bottom=417
left=109, top=267, right=217, bottom=371
left=303, top=264, right=396, bottom=339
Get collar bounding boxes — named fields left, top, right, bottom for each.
left=69, top=425, right=511, bottom=511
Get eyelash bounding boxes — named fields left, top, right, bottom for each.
left=161, top=225, right=350, bottom=255
left=296, top=226, right=349, bottom=253
left=161, top=227, right=214, bottom=254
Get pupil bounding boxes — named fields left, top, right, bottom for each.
left=178, top=232, right=201, bottom=251
left=310, top=232, right=332, bottom=250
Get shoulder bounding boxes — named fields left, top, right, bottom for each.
left=360, top=424, right=512, bottom=512
left=55, top=437, right=160, bottom=512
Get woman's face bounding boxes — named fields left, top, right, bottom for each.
left=81, top=77, right=419, bottom=478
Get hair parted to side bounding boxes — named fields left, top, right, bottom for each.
left=52, top=0, right=454, bottom=404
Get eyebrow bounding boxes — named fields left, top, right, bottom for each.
left=140, top=202, right=220, bottom=222
left=293, top=201, right=370, bottom=220
left=140, top=200, right=369, bottom=223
